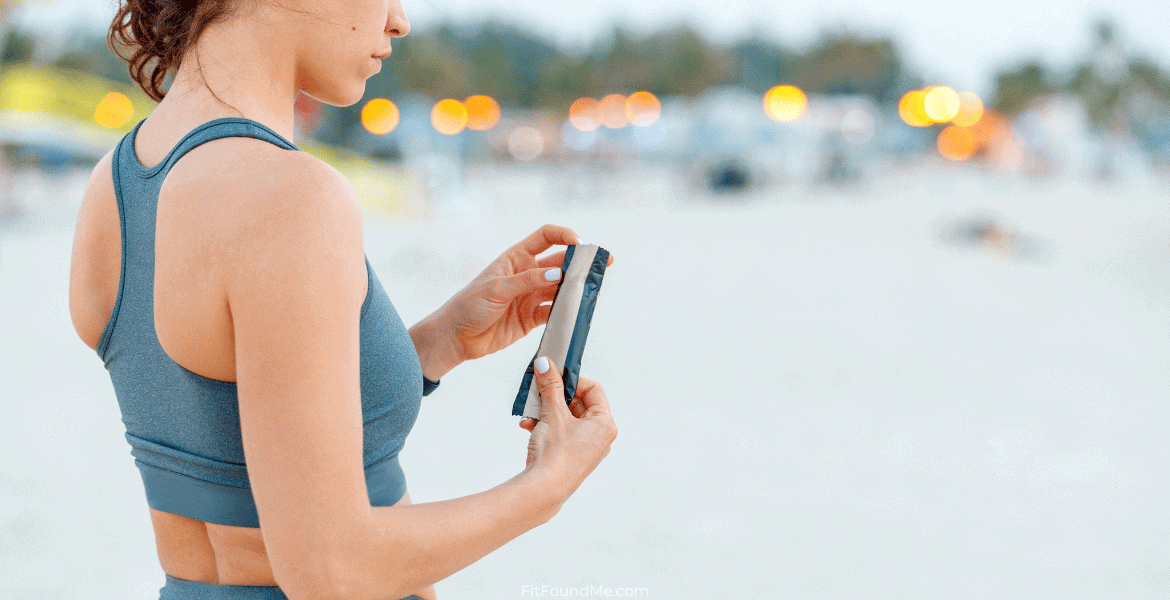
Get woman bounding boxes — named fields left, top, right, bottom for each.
left=66, top=0, right=619, bottom=598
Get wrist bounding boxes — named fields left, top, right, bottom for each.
left=409, top=313, right=464, bottom=381
left=516, top=465, right=570, bottom=525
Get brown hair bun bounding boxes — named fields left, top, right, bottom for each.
left=107, top=0, right=236, bottom=102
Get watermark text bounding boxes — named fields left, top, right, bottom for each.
left=520, top=584, right=649, bottom=597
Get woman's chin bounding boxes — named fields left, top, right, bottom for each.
left=308, top=84, right=366, bottom=108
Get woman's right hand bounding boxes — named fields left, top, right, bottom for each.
left=520, top=357, right=618, bottom=509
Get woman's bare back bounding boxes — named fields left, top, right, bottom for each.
left=68, top=116, right=433, bottom=596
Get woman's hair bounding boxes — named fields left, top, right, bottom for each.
left=107, top=0, right=238, bottom=102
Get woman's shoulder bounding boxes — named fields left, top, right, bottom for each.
left=165, top=137, right=368, bottom=305
left=179, top=138, right=359, bottom=220
left=168, top=138, right=364, bottom=248
left=193, top=139, right=365, bottom=322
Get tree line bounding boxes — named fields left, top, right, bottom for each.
left=2, top=18, right=1167, bottom=145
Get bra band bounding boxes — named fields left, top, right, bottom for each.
left=139, top=455, right=406, bottom=527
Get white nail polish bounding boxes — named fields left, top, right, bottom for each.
left=534, top=357, right=549, bottom=374
left=544, top=267, right=562, bottom=281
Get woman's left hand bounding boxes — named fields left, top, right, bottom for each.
left=413, top=224, right=613, bottom=379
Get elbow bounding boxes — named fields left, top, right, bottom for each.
left=272, top=557, right=354, bottom=600
left=271, top=544, right=368, bottom=600
left=337, top=558, right=426, bottom=600
left=336, top=562, right=422, bottom=600
left=271, top=541, right=416, bottom=600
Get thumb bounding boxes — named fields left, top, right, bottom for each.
left=534, top=356, right=570, bottom=423
left=495, top=266, right=562, bottom=300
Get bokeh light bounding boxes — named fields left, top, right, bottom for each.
left=507, top=126, right=544, bottom=161
left=898, top=90, right=931, bottom=127
left=967, top=108, right=1007, bottom=147
left=569, top=97, right=601, bottom=132
left=937, top=125, right=977, bottom=161
left=952, top=91, right=985, bottom=128
left=763, top=85, right=807, bottom=122
left=464, top=95, right=501, bottom=131
left=924, top=86, right=961, bottom=123
left=361, top=98, right=399, bottom=135
left=94, top=92, right=133, bottom=129
left=625, top=91, right=661, bottom=127
left=431, top=99, right=469, bottom=135
left=598, top=94, right=629, bottom=129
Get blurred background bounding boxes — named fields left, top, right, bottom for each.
left=1, top=0, right=1169, bottom=598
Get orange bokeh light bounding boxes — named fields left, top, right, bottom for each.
left=763, top=85, right=807, bottom=122
left=464, top=95, right=501, bottom=131
left=924, top=86, right=961, bottom=122
left=599, top=94, right=629, bottom=129
left=898, top=90, right=931, bottom=127
left=431, top=99, right=469, bottom=135
left=625, top=91, right=662, bottom=127
left=937, top=125, right=977, bottom=161
left=569, top=97, right=601, bottom=132
left=95, top=92, right=133, bottom=129
left=966, top=109, right=1008, bottom=147
left=361, top=98, right=399, bottom=135
left=952, top=91, right=984, bottom=128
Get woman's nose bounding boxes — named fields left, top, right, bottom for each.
left=386, top=1, right=410, bottom=37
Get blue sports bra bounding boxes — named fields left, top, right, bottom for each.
left=97, top=117, right=431, bottom=527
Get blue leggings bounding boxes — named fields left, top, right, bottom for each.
left=160, top=574, right=427, bottom=599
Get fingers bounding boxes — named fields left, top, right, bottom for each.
left=575, top=377, right=617, bottom=443
left=536, top=250, right=567, bottom=269
left=493, top=265, right=562, bottom=301
left=534, top=356, right=571, bottom=423
left=533, top=303, right=553, bottom=326
left=523, top=375, right=598, bottom=425
left=515, top=224, right=579, bottom=257
left=574, top=377, right=612, bottom=417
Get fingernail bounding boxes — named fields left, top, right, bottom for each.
left=576, top=237, right=583, bottom=245
left=534, top=356, right=549, bottom=374
left=544, top=267, right=561, bottom=281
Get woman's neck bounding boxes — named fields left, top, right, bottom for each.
left=155, top=5, right=299, bottom=142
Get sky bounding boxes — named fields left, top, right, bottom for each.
left=11, top=0, right=1170, bottom=96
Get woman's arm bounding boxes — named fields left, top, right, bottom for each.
left=226, top=155, right=614, bottom=600
left=351, top=364, right=614, bottom=599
